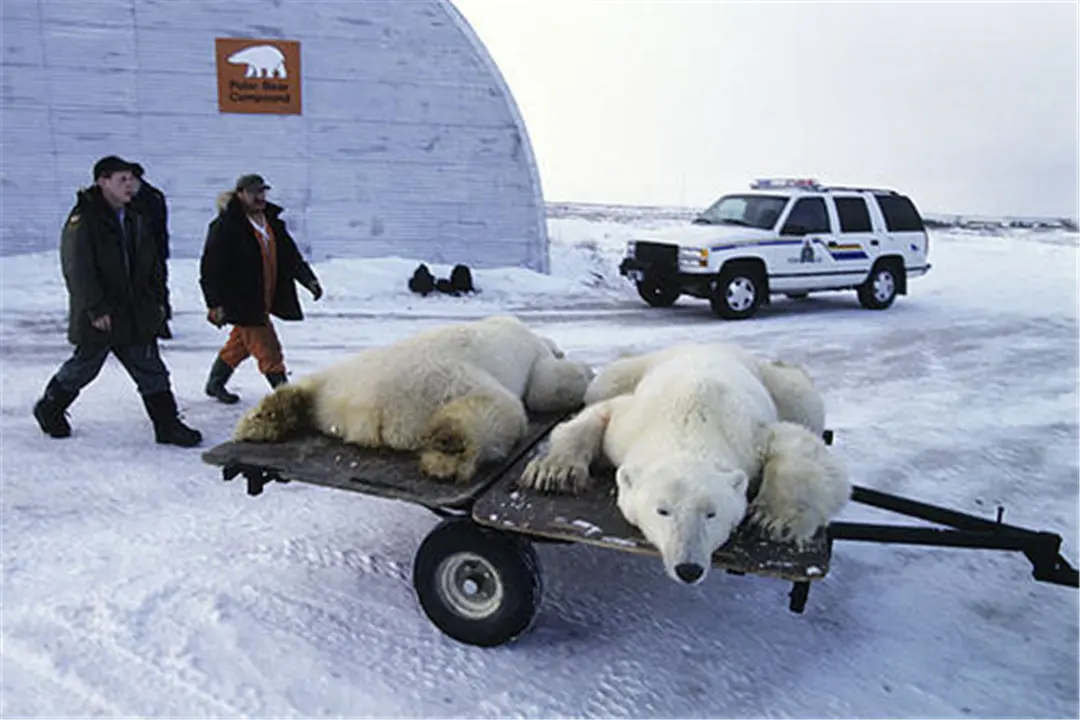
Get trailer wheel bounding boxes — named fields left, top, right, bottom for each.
left=412, top=518, right=542, bottom=647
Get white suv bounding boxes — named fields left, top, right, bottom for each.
left=618, top=178, right=932, bottom=319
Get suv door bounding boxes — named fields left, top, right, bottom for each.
left=831, top=195, right=882, bottom=280
left=774, top=196, right=845, bottom=291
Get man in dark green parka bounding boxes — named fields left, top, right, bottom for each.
left=32, top=155, right=202, bottom=447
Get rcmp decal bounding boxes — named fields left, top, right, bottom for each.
left=788, top=238, right=821, bottom=264
left=785, top=239, right=869, bottom=264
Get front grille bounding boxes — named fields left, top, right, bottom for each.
left=633, top=241, right=678, bottom=267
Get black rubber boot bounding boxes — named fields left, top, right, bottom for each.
left=265, top=372, right=288, bottom=389
left=205, top=356, right=240, bottom=404
left=32, top=378, right=78, bottom=438
left=142, top=391, right=203, bottom=447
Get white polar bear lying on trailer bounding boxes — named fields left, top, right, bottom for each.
left=519, top=342, right=851, bottom=585
left=233, top=315, right=594, bottom=484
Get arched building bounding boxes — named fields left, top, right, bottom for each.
left=0, top=0, right=549, bottom=272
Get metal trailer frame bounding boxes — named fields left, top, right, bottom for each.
left=204, top=420, right=1078, bottom=647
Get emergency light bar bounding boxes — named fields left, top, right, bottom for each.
left=750, top=178, right=821, bottom=190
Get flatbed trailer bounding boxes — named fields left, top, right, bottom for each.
left=203, top=411, right=1078, bottom=647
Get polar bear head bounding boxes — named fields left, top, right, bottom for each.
left=523, top=356, right=594, bottom=413
left=615, top=456, right=749, bottom=585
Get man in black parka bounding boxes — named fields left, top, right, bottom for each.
left=199, top=174, right=322, bottom=404
left=130, top=162, right=173, bottom=338
left=32, top=156, right=202, bottom=447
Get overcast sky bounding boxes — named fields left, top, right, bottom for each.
left=452, top=0, right=1078, bottom=218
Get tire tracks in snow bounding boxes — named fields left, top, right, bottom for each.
left=0, top=638, right=123, bottom=717
left=7, top=606, right=248, bottom=717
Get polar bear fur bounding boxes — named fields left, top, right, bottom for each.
left=233, top=315, right=594, bottom=483
left=519, top=342, right=850, bottom=585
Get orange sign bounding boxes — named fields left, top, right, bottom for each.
left=215, top=38, right=302, bottom=115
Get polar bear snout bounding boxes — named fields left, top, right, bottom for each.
left=658, top=532, right=715, bottom=585
left=674, top=562, right=705, bottom=585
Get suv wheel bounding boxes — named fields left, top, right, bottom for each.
left=636, top=277, right=680, bottom=307
left=858, top=262, right=900, bottom=310
left=710, top=267, right=764, bottom=320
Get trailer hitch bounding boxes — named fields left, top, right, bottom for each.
left=828, top=485, right=1079, bottom=588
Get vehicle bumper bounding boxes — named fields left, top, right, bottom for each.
left=619, top=257, right=714, bottom=297
left=618, top=257, right=649, bottom=281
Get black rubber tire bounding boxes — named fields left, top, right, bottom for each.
left=635, top=277, right=680, bottom=307
left=710, top=267, right=765, bottom=319
left=858, top=262, right=900, bottom=310
left=412, top=518, right=542, bottom=647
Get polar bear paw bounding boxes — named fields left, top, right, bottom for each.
left=518, top=452, right=593, bottom=495
left=419, top=447, right=479, bottom=485
left=749, top=421, right=851, bottom=547
left=746, top=500, right=826, bottom=549
left=418, top=414, right=482, bottom=484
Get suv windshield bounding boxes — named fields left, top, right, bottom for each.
left=693, top=194, right=789, bottom=230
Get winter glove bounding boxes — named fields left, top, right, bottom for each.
left=308, top=280, right=323, bottom=301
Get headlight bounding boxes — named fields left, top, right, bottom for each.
left=678, top=247, right=709, bottom=268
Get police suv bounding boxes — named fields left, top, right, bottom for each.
left=618, top=178, right=932, bottom=319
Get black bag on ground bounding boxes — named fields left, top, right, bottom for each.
left=408, top=264, right=435, bottom=295
left=450, top=264, right=475, bottom=293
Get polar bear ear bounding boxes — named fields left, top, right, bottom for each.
left=538, top=335, right=565, bottom=358
left=615, top=466, right=634, bottom=492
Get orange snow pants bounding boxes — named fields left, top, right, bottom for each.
left=218, top=322, right=285, bottom=375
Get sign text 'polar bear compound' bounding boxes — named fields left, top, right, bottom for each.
left=215, top=38, right=303, bottom=115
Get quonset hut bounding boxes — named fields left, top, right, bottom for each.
left=1, top=0, right=549, bottom=272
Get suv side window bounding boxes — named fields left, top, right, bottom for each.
left=876, top=195, right=925, bottom=232
left=781, top=197, right=831, bottom=235
left=834, top=197, right=872, bottom=233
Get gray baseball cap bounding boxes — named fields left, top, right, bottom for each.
left=235, top=174, right=271, bottom=193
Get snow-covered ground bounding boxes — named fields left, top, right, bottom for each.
left=2, top=208, right=1077, bottom=718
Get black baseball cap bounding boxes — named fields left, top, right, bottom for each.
left=93, top=155, right=136, bottom=180
left=235, top=174, right=271, bottom=193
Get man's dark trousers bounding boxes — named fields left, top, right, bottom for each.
left=52, top=342, right=171, bottom=396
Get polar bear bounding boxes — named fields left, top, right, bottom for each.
left=227, top=45, right=287, bottom=79
left=233, top=315, right=594, bottom=483
left=518, top=342, right=850, bottom=585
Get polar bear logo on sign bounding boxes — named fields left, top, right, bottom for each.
left=227, top=44, right=287, bottom=79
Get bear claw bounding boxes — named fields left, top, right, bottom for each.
left=747, top=502, right=821, bottom=549
left=518, top=456, right=591, bottom=495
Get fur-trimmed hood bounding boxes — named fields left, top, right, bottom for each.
left=215, top=190, right=235, bottom=213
